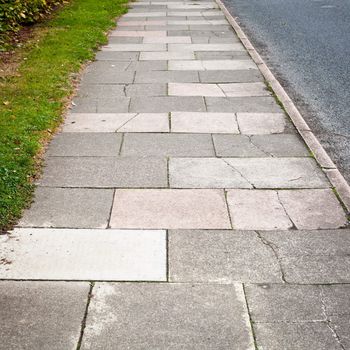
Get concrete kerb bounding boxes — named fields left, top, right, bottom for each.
left=215, top=0, right=350, bottom=212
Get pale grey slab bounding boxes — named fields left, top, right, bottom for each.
left=81, top=70, right=135, bottom=84
left=102, top=43, right=166, bottom=51
left=227, top=190, right=293, bottom=230
left=254, top=322, right=341, bottom=350
left=322, top=285, right=350, bottom=316
left=125, top=83, right=167, bottom=96
left=0, top=229, right=166, bottom=281
left=245, top=284, right=325, bottom=322
left=46, top=133, right=122, bottom=157
left=135, top=71, right=199, bottom=83
left=95, top=51, right=139, bottom=61
left=96, top=98, right=130, bottom=112
left=129, top=96, right=206, bottom=112
left=195, top=51, right=250, bottom=59
left=81, top=283, right=254, bottom=350
left=278, top=189, right=347, bottom=229
left=110, top=189, right=231, bottom=229
left=139, top=51, right=195, bottom=60
left=19, top=187, right=114, bottom=228
left=108, top=37, right=143, bottom=43
left=199, top=70, right=263, bottom=83
left=236, top=112, right=287, bottom=134
left=125, top=60, right=168, bottom=70
left=329, top=316, right=350, bottom=349
left=206, top=96, right=283, bottom=113
left=38, top=157, right=167, bottom=188
left=169, top=230, right=281, bottom=283
left=213, top=134, right=309, bottom=157
left=168, top=43, right=244, bottom=51
left=77, top=84, right=125, bottom=98
left=121, top=133, right=215, bottom=157
left=0, top=281, right=89, bottom=350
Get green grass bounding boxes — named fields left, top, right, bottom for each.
left=0, top=0, right=127, bottom=230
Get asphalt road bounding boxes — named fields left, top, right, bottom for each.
left=223, top=0, right=350, bottom=182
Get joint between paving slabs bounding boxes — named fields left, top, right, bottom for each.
left=276, top=191, right=297, bottom=229
left=242, top=284, right=259, bottom=350
left=107, top=189, right=117, bottom=229
left=76, top=282, right=94, bottom=350
left=118, top=133, right=125, bottom=155
left=255, top=231, right=287, bottom=284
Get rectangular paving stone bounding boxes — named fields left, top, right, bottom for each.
left=63, top=113, right=169, bottom=132
left=81, top=70, right=135, bottom=84
left=38, top=157, right=167, bottom=188
left=328, top=316, right=350, bottom=349
left=168, top=30, right=234, bottom=38
left=167, top=19, right=227, bottom=25
left=129, top=96, right=206, bottom=112
left=110, top=189, right=231, bottom=229
left=108, top=37, right=143, bottom=43
left=219, top=82, right=270, bottom=97
left=169, top=158, right=252, bottom=188
left=46, top=133, right=122, bottom=156
left=19, top=188, right=114, bottom=229
left=168, top=59, right=257, bottom=70
left=96, top=98, right=130, bottom=112
left=121, top=133, right=215, bottom=156
left=95, top=51, right=139, bottom=61
left=169, top=82, right=225, bottom=96
left=277, top=189, right=347, bottom=229
left=143, top=36, right=191, bottom=43
left=135, top=71, right=199, bottom=83
left=77, top=84, right=125, bottom=98
left=81, top=283, right=254, bottom=350
left=125, top=83, right=167, bottom=96
left=206, top=96, right=282, bottom=112
left=0, top=229, right=166, bottom=281
left=213, top=134, right=309, bottom=157
left=199, top=70, right=263, bottom=83
left=192, top=36, right=240, bottom=44
left=125, top=60, right=168, bottom=70
left=0, top=281, right=89, bottom=350
left=168, top=43, right=244, bottom=51
left=195, top=51, right=250, bottom=59
left=171, top=111, right=239, bottom=133
left=167, top=11, right=223, bottom=16
left=236, top=112, right=287, bottom=134
left=226, top=190, right=293, bottom=230
left=124, top=12, right=167, bottom=17
left=170, top=157, right=329, bottom=189
left=254, top=322, right=340, bottom=350
left=169, top=230, right=282, bottom=283
left=245, top=284, right=325, bottom=322
left=139, top=51, right=195, bottom=60
left=110, top=30, right=167, bottom=36
left=117, top=20, right=167, bottom=25
left=102, top=44, right=166, bottom=51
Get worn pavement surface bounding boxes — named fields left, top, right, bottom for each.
left=1, top=0, right=350, bottom=349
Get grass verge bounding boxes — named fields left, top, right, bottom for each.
left=0, top=0, right=127, bottom=230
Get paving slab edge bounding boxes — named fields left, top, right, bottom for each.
left=215, top=0, right=350, bottom=212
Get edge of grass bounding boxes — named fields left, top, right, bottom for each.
left=0, top=0, right=128, bottom=230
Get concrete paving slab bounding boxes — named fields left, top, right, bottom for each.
left=167, top=11, right=224, bottom=16
left=199, top=70, right=263, bottom=83
left=322, top=284, right=350, bottom=315
left=0, top=229, right=166, bottom=280
left=117, top=20, right=167, bottom=26
left=19, top=188, right=114, bottom=229
left=236, top=112, right=287, bottom=134
left=205, top=96, right=282, bottom=113
left=329, top=316, right=350, bottom=349
left=213, top=134, right=309, bottom=157
left=110, top=30, right=167, bottom=36
left=278, top=189, right=347, bottom=229
left=254, top=322, right=340, bottom=350
left=143, top=36, right=191, bottom=43
left=125, top=83, right=167, bottom=96
left=77, top=84, right=125, bottom=98
left=102, top=44, right=166, bottom=51
left=245, top=284, right=325, bottom=322
left=125, top=60, right=168, bottom=70
left=124, top=12, right=167, bottom=17
left=168, top=59, right=257, bottom=70
left=226, top=190, right=293, bottom=230
left=167, top=19, right=227, bottom=25
left=81, top=283, right=254, bottom=350
left=224, top=157, right=330, bottom=188
left=110, top=189, right=231, bottom=229
left=63, top=113, right=169, bottom=133
left=169, top=83, right=225, bottom=96
left=46, top=133, right=122, bottom=156
left=168, top=43, right=244, bottom=51
left=0, top=281, right=88, bottom=350
left=129, top=96, right=206, bottom=112
left=108, top=37, right=143, bottom=43
left=171, top=111, right=239, bottom=133
left=121, top=133, right=215, bottom=156
left=219, top=82, right=270, bottom=97
left=135, top=71, right=199, bottom=83
left=38, top=157, right=168, bottom=188
left=81, top=70, right=134, bottom=84
left=169, top=158, right=252, bottom=188
left=139, top=51, right=195, bottom=60
left=169, top=230, right=281, bottom=283
left=95, top=51, right=139, bottom=61
left=195, top=51, right=250, bottom=59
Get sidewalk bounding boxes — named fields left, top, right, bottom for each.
left=1, top=0, right=350, bottom=349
